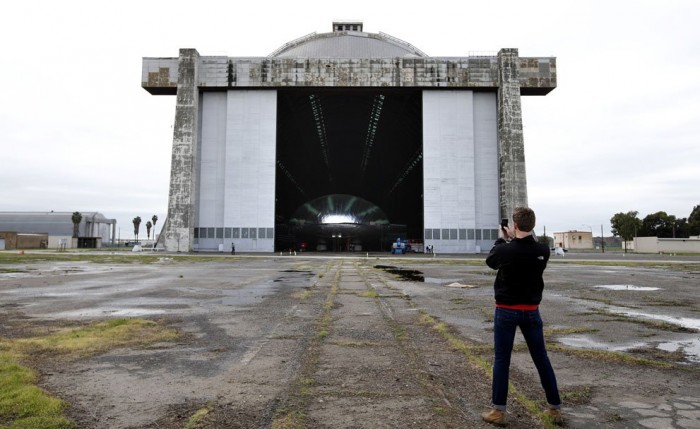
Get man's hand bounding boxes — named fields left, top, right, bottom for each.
left=498, top=225, right=514, bottom=241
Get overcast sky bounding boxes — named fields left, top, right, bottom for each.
left=2, top=0, right=698, bottom=239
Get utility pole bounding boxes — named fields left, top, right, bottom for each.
left=601, top=224, right=605, bottom=253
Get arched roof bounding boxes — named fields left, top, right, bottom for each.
left=269, top=30, right=428, bottom=59
left=0, top=211, right=115, bottom=236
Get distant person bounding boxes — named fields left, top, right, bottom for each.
left=231, top=243, right=235, bottom=255
left=482, top=207, right=563, bottom=426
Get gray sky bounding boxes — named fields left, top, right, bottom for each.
left=2, top=0, right=698, bottom=240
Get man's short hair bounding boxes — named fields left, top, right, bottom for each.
left=513, top=207, right=536, bottom=232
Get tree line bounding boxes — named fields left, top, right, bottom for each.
left=71, top=212, right=160, bottom=242
left=610, top=205, right=700, bottom=241
left=132, top=215, right=159, bottom=241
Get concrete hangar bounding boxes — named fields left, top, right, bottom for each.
left=142, top=21, right=556, bottom=253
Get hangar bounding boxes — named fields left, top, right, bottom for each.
left=142, top=21, right=556, bottom=253
left=0, top=211, right=116, bottom=249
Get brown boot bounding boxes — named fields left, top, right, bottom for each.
left=543, top=408, right=563, bottom=425
left=481, top=408, right=507, bottom=426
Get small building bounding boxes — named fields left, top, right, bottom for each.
left=0, top=232, right=49, bottom=250
left=553, top=230, right=593, bottom=250
left=0, top=212, right=116, bottom=249
left=633, top=236, right=700, bottom=254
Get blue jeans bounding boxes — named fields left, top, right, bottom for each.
left=492, top=307, right=561, bottom=410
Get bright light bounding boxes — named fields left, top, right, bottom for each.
left=321, top=214, right=357, bottom=224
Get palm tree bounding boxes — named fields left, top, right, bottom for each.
left=71, top=211, right=82, bottom=238
left=133, top=216, right=142, bottom=241
left=146, top=221, right=152, bottom=240
left=152, top=215, right=158, bottom=239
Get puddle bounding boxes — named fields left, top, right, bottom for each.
left=49, top=308, right=167, bottom=319
left=657, top=340, right=700, bottom=363
left=424, top=277, right=462, bottom=284
left=602, top=306, right=700, bottom=362
left=611, top=308, right=700, bottom=362
left=611, top=308, right=700, bottom=331
left=374, top=265, right=424, bottom=282
left=558, top=335, right=647, bottom=352
left=221, top=282, right=278, bottom=306
left=594, top=285, right=660, bottom=291
left=560, top=334, right=700, bottom=364
left=374, top=267, right=465, bottom=285
left=0, top=272, right=33, bottom=279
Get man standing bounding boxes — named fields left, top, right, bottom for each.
left=482, top=207, right=563, bottom=426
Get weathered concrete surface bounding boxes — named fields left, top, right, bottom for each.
left=0, top=254, right=700, bottom=429
left=142, top=55, right=556, bottom=93
left=498, top=48, right=529, bottom=221
left=163, top=49, right=200, bottom=253
left=0, top=253, right=697, bottom=428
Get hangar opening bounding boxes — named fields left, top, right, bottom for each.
left=275, top=89, right=423, bottom=252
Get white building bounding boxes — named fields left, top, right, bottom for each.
left=0, top=212, right=116, bottom=249
left=634, top=236, right=700, bottom=254
left=142, top=22, right=556, bottom=253
left=553, top=230, right=593, bottom=250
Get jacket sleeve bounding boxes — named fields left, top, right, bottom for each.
left=486, top=238, right=507, bottom=269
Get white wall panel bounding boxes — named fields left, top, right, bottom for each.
left=474, top=92, right=499, bottom=231
left=196, top=90, right=276, bottom=251
left=225, top=90, right=276, bottom=251
left=198, top=92, right=227, bottom=227
left=423, top=90, right=498, bottom=253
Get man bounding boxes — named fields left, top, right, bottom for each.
left=482, top=207, right=563, bottom=426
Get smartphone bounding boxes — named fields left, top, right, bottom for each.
left=500, top=218, right=509, bottom=228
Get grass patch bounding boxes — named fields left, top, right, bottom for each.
left=330, top=339, right=381, bottom=348
left=12, top=319, right=179, bottom=359
left=560, top=385, right=593, bottom=405
left=372, top=258, right=487, bottom=267
left=605, top=412, right=625, bottom=422
left=585, top=310, right=697, bottom=333
left=0, top=252, right=168, bottom=265
left=0, top=349, right=73, bottom=428
left=0, top=268, right=29, bottom=274
left=641, top=297, right=695, bottom=309
left=299, top=377, right=315, bottom=396
left=0, top=318, right=178, bottom=428
left=271, top=262, right=341, bottom=427
left=548, top=344, right=674, bottom=369
left=271, top=410, right=306, bottom=429
left=635, top=319, right=697, bottom=333
left=184, top=404, right=212, bottom=429
left=291, top=289, right=313, bottom=300
left=314, top=266, right=341, bottom=342
left=576, top=295, right=617, bottom=306
left=359, top=290, right=378, bottom=298
left=545, top=327, right=598, bottom=336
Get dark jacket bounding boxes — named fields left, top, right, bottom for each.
left=486, top=235, right=550, bottom=305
